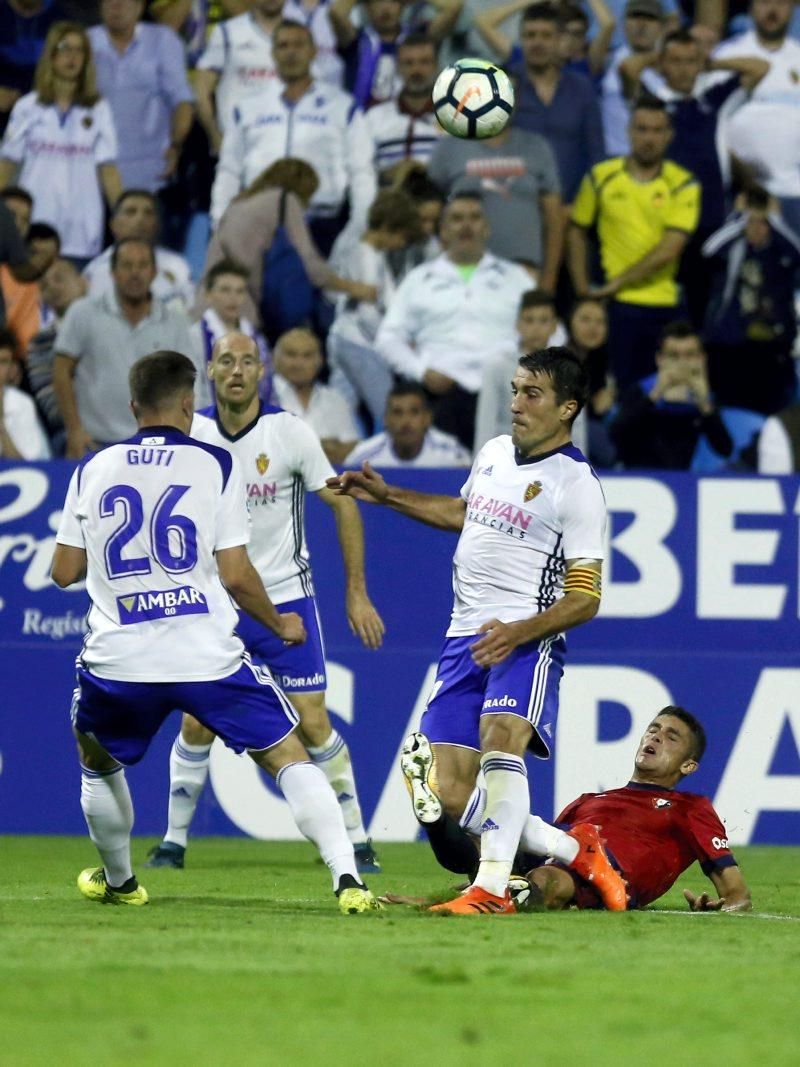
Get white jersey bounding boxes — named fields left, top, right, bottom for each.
left=448, top=436, right=606, bottom=636
left=191, top=404, right=334, bottom=603
left=1, top=92, right=117, bottom=258
left=197, top=12, right=278, bottom=133
left=345, top=427, right=471, bottom=468
left=55, top=427, right=250, bottom=682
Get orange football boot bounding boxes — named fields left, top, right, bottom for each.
left=429, top=885, right=515, bottom=915
left=567, top=822, right=628, bottom=911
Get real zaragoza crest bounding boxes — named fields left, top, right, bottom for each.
left=256, top=453, right=270, bottom=475
left=524, top=481, right=542, bottom=502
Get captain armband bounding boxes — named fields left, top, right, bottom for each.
left=564, top=566, right=602, bottom=600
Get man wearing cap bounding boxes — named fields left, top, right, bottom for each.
left=601, top=0, right=667, bottom=156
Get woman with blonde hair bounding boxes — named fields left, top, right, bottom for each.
left=0, top=22, right=121, bottom=265
left=200, top=158, right=375, bottom=332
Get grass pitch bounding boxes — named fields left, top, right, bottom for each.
left=1, top=839, right=798, bottom=1067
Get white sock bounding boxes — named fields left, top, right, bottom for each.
left=473, top=751, right=529, bottom=898
left=519, top=815, right=579, bottom=865
left=459, top=783, right=487, bottom=835
left=164, top=735, right=212, bottom=848
left=306, top=729, right=368, bottom=845
left=276, top=761, right=360, bottom=890
left=80, top=765, right=134, bottom=887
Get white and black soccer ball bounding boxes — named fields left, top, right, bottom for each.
left=432, top=58, right=515, bottom=140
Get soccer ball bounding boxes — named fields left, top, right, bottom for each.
left=432, top=58, right=515, bottom=140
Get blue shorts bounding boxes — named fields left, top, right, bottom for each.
left=420, top=634, right=566, bottom=757
left=236, top=596, right=327, bottom=693
left=70, top=657, right=299, bottom=766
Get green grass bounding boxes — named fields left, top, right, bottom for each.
left=1, top=839, right=799, bottom=1066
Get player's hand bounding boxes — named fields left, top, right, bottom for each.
left=683, top=889, right=726, bottom=912
left=325, top=462, right=389, bottom=504
left=66, top=425, right=97, bottom=459
left=470, top=619, right=524, bottom=668
left=277, top=611, right=306, bottom=646
left=346, top=589, right=386, bottom=650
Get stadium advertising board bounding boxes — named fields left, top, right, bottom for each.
left=0, top=462, right=798, bottom=844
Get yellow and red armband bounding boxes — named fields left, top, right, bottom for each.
left=564, top=566, right=602, bottom=600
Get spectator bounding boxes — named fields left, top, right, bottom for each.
left=715, top=0, right=800, bottom=235
left=474, top=288, right=566, bottom=450
left=210, top=19, right=376, bottom=254
left=330, top=0, right=462, bottom=109
left=388, top=171, right=444, bottom=274
left=0, top=22, right=122, bottom=266
left=53, top=236, right=201, bottom=458
left=376, top=192, right=532, bottom=449
left=602, top=0, right=666, bottom=157
left=83, top=188, right=194, bottom=313
left=475, top=1, right=605, bottom=204
left=0, top=194, right=32, bottom=326
left=273, top=326, right=362, bottom=464
left=26, top=256, right=87, bottom=452
left=283, top=0, right=345, bottom=88
left=566, top=295, right=617, bottom=466
left=702, top=188, right=800, bottom=415
left=195, top=0, right=285, bottom=155
left=558, top=1, right=617, bottom=80
left=610, top=319, right=733, bottom=468
left=191, top=259, right=273, bottom=403
left=567, top=97, right=700, bottom=388
left=757, top=400, right=800, bottom=473
left=89, top=0, right=194, bottom=194
left=327, top=189, right=419, bottom=426
left=0, top=221, right=60, bottom=368
left=427, top=119, right=563, bottom=290
left=0, top=0, right=72, bottom=136
left=365, top=34, right=444, bottom=185
left=1, top=185, right=33, bottom=240
left=345, top=380, right=471, bottom=466
left=0, top=325, right=50, bottom=458
left=620, top=27, right=770, bottom=322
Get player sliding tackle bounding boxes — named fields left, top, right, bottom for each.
left=329, top=347, right=627, bottom=913
left=51, top=350, right=381, bottom=914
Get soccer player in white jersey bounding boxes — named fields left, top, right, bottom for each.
left=329, top=347, right=628, bottom=914
left=146, top=332, right=385, bottom=873
left=51, top=350, right=381, bottom=914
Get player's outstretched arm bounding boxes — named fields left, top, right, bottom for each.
left=51, top=544, right=87, bottom=588
left=326, top=462, right=466, bottom=532
left=684, top=867, right=752, bottom=913
left=217, top=546, right=306, bottom=645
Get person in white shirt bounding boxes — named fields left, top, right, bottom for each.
left=284, top=0, right=345, bottom=88
left=328, top=347, right=624, bottom=916
left=327, top=188, right=419, bottom=425
left=376, top=192, right=533, bottom=449
left=274, top=326, right=362, bottom=463
left=345, top=380, right=471, bottom=467
left=210, top=19, right=376, bottom=248
left=758, top=402, right=800, bottom=473
left=83, top=189, right=195, bottom=313
left=144, top=332, right=385, bottom=875
left=0, top=330, right=50, bottom=459
left=715, top=0, right=800, bottom=235
left=51, top=349, right=381, bottom=913
left=0, top=22, right=122, bottom=262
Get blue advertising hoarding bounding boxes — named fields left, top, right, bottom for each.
left=0, top=462, right=798, bottom=844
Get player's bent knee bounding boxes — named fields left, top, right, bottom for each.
left=181, top=713, right=215, bottom=746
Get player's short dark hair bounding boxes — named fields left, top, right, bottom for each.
left=658, top=319, right=701, bottom=348
left=111, top=236, right=156, bottom=271
left=113, top=188, right=157, bottom=215
left=522, top=3, right=561, bottom=26
left=273, top=18, right=313, bottom=43
left=656, top=705, right=707, bottom=762
left=204, top=258, right=248, bottom=289
left=518, top=346, right=588, bottom=423
left=397, top=31, right=437, bottom=55
left=387, top=379, right=431, bottom=407
left=129, top=351, right=196, bottom=411
left=559, top=3, right=589, bottom=28
left=519, top=289, right=557, bottom=314
left=1, top=185, right=33, bottom=207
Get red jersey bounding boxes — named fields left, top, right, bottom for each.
left=557, top=782, right=737, bottom=908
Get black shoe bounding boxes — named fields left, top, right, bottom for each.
left=144, top=842, right=185, bottom=869
left=354, top=838, right=381, bottom=874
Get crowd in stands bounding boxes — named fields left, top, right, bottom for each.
left=2, top=0, right=800, bottom=473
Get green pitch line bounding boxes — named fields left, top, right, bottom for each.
left=0, top=838, right=798, bottom=1067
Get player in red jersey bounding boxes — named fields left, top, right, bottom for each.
left=517, top=706, right=752, bottom=912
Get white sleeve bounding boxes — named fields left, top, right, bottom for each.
left=55, top=468, right=85, bottom=548
left=1, top=95, right=32, bottom=163
left=215, top=457, right=251, bottom=549
left=558, top=467, right=607, bottom=560
left=375, top=274, right=425, bottom=380
left=288, top=415, right=336, bottom=491
left=210, top=113, right=246, bottom=226
left=93, top=99, right=118, bottom=165
left=197, top=23, right=226, bottom=72
left=344, top=107, right=378, bottom=231
left=757, top=417, right=793, bottom=474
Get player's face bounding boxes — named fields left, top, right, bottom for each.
left=660, top=41, right=704, bottom=95
left=520, top=19, right=561, bottom=69
left=629, top=109, right=672, bottom=167
left=210, top=339, right=263, bottom=407
left=274, top=331, right=323, bottom=387
left=751, top=0, right=793, bottom=41
left=207, top=274, right=247, bottom=325
left=510, top=368, right=575, bottom=456
left=397, top=44, right=438, bottom=95
left=112, top=196, right=158, bottom=242
left=517, top=307, right=557, bottom=353
left=384, top=394, right=431, bottom=453
left=635, top=715, right=698, bottom=778
left=569, top=300, right=607, bottom=350
left=112, top=242, right=156, bottom=302
left=624, top=14, right=662, bottom=52
left=273, top=28, right=316, bottom=82
left=52, top=33, right=87, bottom=81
